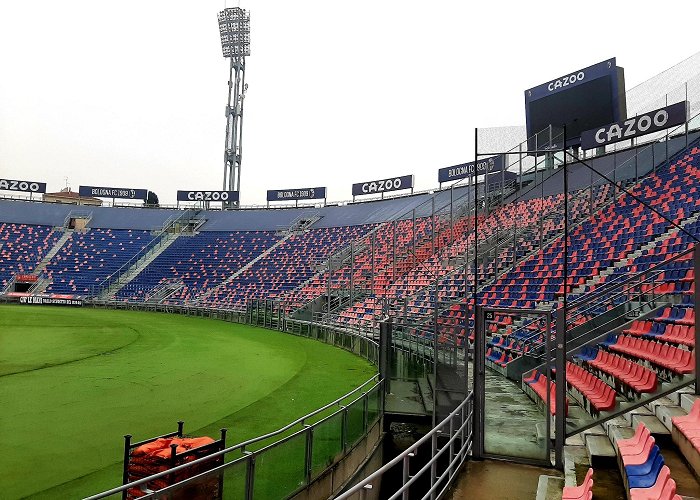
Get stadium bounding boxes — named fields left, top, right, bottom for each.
left=2, top=3, right=700, bottom=500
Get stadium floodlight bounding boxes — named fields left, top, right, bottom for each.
left=218, top=7, right=250, bottom=207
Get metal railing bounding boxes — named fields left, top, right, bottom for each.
left=85, top=376, right=383, bottom=500
left=335, top=391, right=473, bottom=500
left=84, top=299, right=384, bottom=500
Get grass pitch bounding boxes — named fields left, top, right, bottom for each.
left=0, top=305, right=375, bottom=499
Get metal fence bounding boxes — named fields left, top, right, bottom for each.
left=84, top=299, right=384, bottom=500
left=335, top=391, right=474, bottom=500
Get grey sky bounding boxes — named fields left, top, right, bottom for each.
left=0, top=1, right=696, bottom=206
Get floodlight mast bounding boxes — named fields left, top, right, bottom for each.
left=218, top=7, right=250, bottom=207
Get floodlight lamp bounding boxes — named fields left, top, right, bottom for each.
left=218, top=7, right=251, bottom=58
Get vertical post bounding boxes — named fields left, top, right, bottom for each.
left=430, top=432, right=438, bottom=500
left=556, top=125, right=568, bottom=470
left=518, top=142, right=523, bottom=192
left=589, top=168, right=594, bottom=216
left=244, top=453, right=255, bottom=500
left=685, top=83, right=689, bottom=149
left=122, top=434, right=132, bottom=500
left=433, top=277, right=439, bottom=426
left=450, top=186, right=454, bottom=245
left=350, top=242, right=354, bottom=305
left=665, top=93, right=669, bottom=165
left=474, top=128, right=479, bottom=319
left=371, top=232, right=376, bottom=296
left=402, top=454, right=412, bottom=500
left=555, top=307, right=565, bottom=468
left=327, top=257, right=331, bottom=316
left=379, top=319, right=392, bottom=397
left=695, top=245, right=700, bottom=395
left=393, top=220, right=397, bottom=281
left=473, top=304, right=484, bottom=460
left=412, top=209, right=417, bottom=267
left=431, top=196, right=436, bottom=255
left=304, top=425, right=313, bottom=485
left=177, top=420, right=184, bottom=437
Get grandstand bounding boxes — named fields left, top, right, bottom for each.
left=3, top=20, right=700, bottom=500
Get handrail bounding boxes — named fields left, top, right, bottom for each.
left=568, top=243, right=694, bottom=311
left=334, top=391, right=473, bottom=500
left=84, top=378, right=382, bottom=500
left=91, top=209, right=198, bottom=296
left=83, top=299, right=381, bottom=500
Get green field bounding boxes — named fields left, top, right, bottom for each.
left=0, top=305, right=376, bottom=499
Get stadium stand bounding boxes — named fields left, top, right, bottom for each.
left=2, top=135, right=700, bottom=498
left=0, top=223, right=60, bottom=289
left=44, top=229, right=156, bottom=295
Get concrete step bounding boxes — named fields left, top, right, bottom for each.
left=608, top=425, right=636, bottom=451
left=656, top=404, right=687, bottom=432
left=680, top=393, right=700, bottom=413
left=631, top=414, right=671, bottom=445
left=535, top=475, right=565, bottom=500
left=584, top=434, right=617, bottom=468
left=621, top=405, right=654, bottom=425
left=564, top=445, right=589, bottom=487
left=668, top=388, right=696, bottom=407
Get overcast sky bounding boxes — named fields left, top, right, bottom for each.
left=0, top=1, right=697, bottom=206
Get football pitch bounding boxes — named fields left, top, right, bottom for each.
left=0, top=305, right=376, bottom=499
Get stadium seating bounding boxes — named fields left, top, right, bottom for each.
left=0, top=223, right=59, bottom=288
left=118, top=231, right=280, bottom=303
left=562, top=468, right=593, bottom=500
left=45, top=229, right=155, bottom=295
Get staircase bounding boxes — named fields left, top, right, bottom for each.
left=568, top=210, right=700, bottom=298
left=192, top=231, right=298, bottom=305
left=540, top=388, right=700, bottom=500
left=144, top=279, right=185, bottom=304
left=96, top=232, right=181, bottom=300
left=94, top=209, right=204, bottom=300
left=32, top=230, right=73, bottom=275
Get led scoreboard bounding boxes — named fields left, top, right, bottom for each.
left=524, top=58, right=626, bottom=150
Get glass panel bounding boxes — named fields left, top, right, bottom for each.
left=310, top=412, right=343, bottom=479
left=345, top=397, right=366, bottom=447
left=367, top=385, right=380, bottom=425
left=221, top=458, right=248, bottom=500
left=483, top=309, right=551, bottom=462
left=142, top=457, right=246, bottom=500
left=252, top=431, right=307, bottom=499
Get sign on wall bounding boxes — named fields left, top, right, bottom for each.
left=351, top=175, right=414, bottom=197
left=176, top=190, right=240, bottom=203
left=438, top=155, right=505, bottom=183
left=266, top=187, right=327, bottom=202
left=0, top=178, right=47, bottom=193
left=18, top=295, right=83, bottom=306
left=79, top=185, right=148, bottom=200
left=580, top=101, right=687, bottom=150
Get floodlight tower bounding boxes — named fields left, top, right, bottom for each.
left=218, top=7, right=250, bottom=207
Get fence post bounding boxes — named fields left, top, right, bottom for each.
left=341, top=406, right=348, bottom=452
left=695, top=244, right=699, bottom=395
left=122, top=434, right=132, bottom=500
left=379, top=319, right=392, bottom=398
left=304, top=425, right=313, bottom=485
left=244, top=452, right=255, bottom=500
left=555, top=307, right=566, bottom=469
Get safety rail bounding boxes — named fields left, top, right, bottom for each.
left=90, top=209, right=198, bottom=298
left=84, top=377, right=383, bottom=500
left=335, top=391, right=473, bottom=500
left=84, top=298, right=383, bottom=500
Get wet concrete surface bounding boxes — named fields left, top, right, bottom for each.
left=574, top=463, right=625, bottom=500
left=658, top=444, right=700, bottom=498
left=448, top=459, right=561, bottom=499
left=485, top=369, right=548, bottom=461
